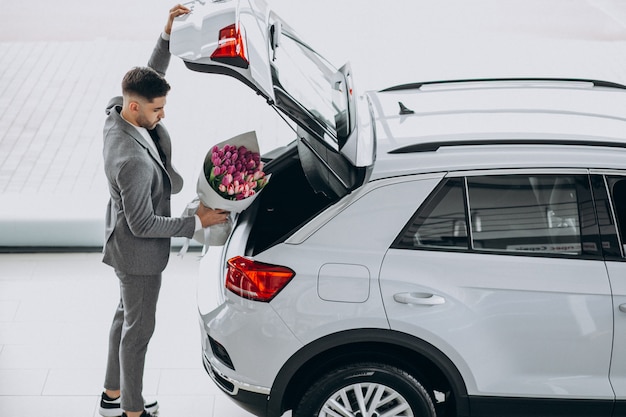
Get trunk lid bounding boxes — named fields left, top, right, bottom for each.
left=170, top=0, right=375, bottom=198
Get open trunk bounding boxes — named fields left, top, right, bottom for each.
left=238, top=142, right=335, bottom=256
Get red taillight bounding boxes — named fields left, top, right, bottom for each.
left=225, top=256, right=295, bottom=302
left=210, top=23, right=249, bottom=68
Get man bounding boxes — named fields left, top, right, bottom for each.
left=99, top=5, right=229, bottom=417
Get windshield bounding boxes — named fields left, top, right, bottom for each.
left=271, top=30, right=349, bottom=149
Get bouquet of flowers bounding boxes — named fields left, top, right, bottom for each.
left=202, top=140, right=268, bottom=205
left=191, top=131, right=270, bottom=247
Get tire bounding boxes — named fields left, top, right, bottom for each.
left=294, top=362, right=436, bottom=417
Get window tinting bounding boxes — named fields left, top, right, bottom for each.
left=605, top=176, right=626, bottom=257
left=272, top=31, right=347, bottom=146
left=394, top=174, right=598, bottom=258
left=393, top=178, right=468, bottom=250
left=468, top=175, right=583, bottom=254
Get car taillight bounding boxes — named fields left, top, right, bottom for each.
left=225, top=256, right=295, bottom=302
left=210, top=23, right=249, bottom=69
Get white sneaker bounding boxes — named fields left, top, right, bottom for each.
left=99, top=392, right=159, bottom=417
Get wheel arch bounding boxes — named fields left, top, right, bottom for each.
left=267, top=328, right=470, bottom=417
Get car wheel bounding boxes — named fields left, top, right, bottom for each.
left=294, top=362, right=436, bottom=417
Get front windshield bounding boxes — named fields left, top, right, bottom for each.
left=271, top=30, right=349, bottom=148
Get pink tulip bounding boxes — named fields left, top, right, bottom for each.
left=221, top=173, right=233, bottom=186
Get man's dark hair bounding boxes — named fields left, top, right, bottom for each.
left=122, top=66, right=171, bottom=102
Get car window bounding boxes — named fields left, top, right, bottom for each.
left=393, top=178, right=468, bottom=250
left=603, top=175, right=626, bottom=258
left=272, top=30, right=348, bottom=147
left=395, top=174, right=600, bottom=258
left=468, top=175, right=588, bottom=255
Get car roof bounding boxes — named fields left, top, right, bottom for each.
left=367, top=78, right=626, bottom=179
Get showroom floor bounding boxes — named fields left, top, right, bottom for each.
left=0, top=251, right=257, bottom=417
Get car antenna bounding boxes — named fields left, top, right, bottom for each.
left=398, top=101, right=415, bottom=115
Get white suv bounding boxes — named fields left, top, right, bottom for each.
left=171, top=2, right=626, bottom=416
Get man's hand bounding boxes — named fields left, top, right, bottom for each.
left=196, top=203, right=230, bottom=228
left=165, top=4, right=191, bottom=35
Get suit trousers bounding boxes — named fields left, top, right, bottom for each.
left=104, top=270, right=162, bottom=412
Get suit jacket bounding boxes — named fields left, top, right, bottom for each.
left=102, top=35, right=195, bottom=275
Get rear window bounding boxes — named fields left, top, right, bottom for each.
left=272, top=30, right=349, bottom=148
left=393, top=174, right=600, bottom=258
left=468, top=175, right=581, bottom=254
left=393, top=178, right=468, bottom=250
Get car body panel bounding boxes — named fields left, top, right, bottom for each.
left=607, top=261, right=626, bottom=399
left=370, top=81, right=626, bottom=155
left=266, top=178, right=443, bottom=343
left=380, top=248, right=614, bottom=398
left=170, top=0, right=274, bottom=100
left=368, top=82, right=626, bottom=180
left=590, top=170, right=626, bottom=400
left=200, top=294, right=303, bottom=390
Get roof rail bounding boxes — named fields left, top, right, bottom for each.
left=389, top=138, right=626, bottom=154
left=380, top=78, right=626, bottom=93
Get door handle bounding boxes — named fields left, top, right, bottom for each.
left=619, top=304, right=626, bottom=313
left=393, top=292, right=445, bottom=306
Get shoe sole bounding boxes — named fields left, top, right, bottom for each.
left=99, top=403, right=159, bottom=417
left=99, top=408, right=123, bottom=417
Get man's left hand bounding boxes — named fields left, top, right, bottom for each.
left=165, top=4, right=191, bottom=35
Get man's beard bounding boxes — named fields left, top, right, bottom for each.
left=137, top=114, right=159, bottom=130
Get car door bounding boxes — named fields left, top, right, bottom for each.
left=591, top=171, right=626, bottom=415
left=379, top=170, right=614, bottom=416
left=170, top=0, right=375, bottom=199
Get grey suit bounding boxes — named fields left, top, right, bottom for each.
left=102, top=36, right=195, bottom=275
left=102, top=35, right=194, bottom=412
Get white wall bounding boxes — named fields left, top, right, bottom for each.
left=1, top=0, right=626, bottom=246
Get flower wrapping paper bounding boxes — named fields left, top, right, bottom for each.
left=193, top=130, right=270, bottom=246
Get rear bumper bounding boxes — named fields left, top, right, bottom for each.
left=202, top=351, right=270, bottom=416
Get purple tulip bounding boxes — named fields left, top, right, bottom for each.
left=206, top=143, right=267, bottom=200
